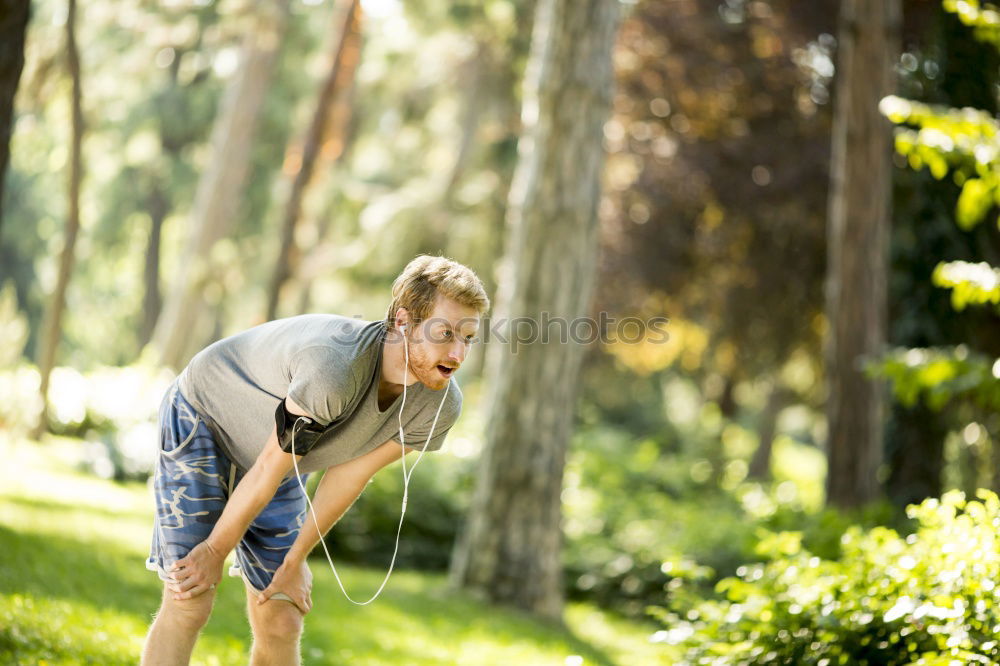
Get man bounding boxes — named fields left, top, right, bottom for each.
left=141, top=255, right=489, bottom=665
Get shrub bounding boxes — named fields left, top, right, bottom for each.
left=0, top=362, right=174, bottom=480
left=650, top=489, right=1000, bottom=665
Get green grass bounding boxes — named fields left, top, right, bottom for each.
left=0, top=435, right=673, bottom=665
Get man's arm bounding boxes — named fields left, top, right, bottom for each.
left=202, top=428, right=296, bottom=554
left=169, top=396, right=312, bottom=600
left=256, top=439, right=414, bottom=605
left=285, top=439, right=411, bottom=564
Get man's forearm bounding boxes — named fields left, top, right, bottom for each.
left=284, top=467, right=368, bottom=565
left=205, top=428, right=293, bottom=556
left=204, top=464, right=283, bottom=555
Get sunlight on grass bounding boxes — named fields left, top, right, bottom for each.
left=0, top=434, right=151, bottom=516
left=0, top=436, right=673, bottom=665
left=1, top=594, right=147, bottom=665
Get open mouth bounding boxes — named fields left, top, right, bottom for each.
left=437, top=365, right=456, bottom=378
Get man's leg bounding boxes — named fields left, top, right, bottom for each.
left=245, top=582, right=304, bottom=666
left=141, top=583, right=217, bottom=665
left=233, top=468, right=310, bottom=665
left=143, top=381, right=235, bottom=665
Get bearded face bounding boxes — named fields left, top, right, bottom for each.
left=404, top=335, right=456, bottom=391
left=401, top=297, right=480, bottom=391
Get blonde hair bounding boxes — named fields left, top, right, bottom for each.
left=385, top=255, right=490, bottom=329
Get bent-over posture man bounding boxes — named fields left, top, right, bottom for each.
left=141, top=255, right=489, bottom=665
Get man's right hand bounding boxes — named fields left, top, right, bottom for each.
left=169, top=541, right=225, bottom=600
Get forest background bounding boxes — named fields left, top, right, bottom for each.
left=2, top=0, right=1000, bottom=663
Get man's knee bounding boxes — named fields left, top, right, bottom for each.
left=252, top=601, right=304, bottom=645
left=157, top=587, right=215, bottom=633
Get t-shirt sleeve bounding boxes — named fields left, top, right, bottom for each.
left=402, top=381, right=462, bottom=452
left=286, top=345, right=357, bottom=427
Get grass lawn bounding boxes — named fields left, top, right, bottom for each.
left=0, top=435, right=674, bottom=665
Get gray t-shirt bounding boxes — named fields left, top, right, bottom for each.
left=176, top=314, right=461, bottom=474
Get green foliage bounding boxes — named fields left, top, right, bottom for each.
left=932, top=260, right=1000, bottom=310
left=878, top=6, right=1000, bottom=419
left=652, top=488, right=1000, bottom=664
left=956, top=177, right=997, bottom=230
left=561, top=417, right=894, bottom=619
left=880, top=95, right=1000, bottom=230
left=943, top=0, right=1000, bottom=47
left=872, top=346, right=1000, bottom=411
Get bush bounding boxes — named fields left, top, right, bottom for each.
left=0, top=362, right=175, bottom=480
left=314, top=451, right=474, bottom=571
left=650, top=489, right=1000, bottom=665
left=561, top=421, right=898, bottom=619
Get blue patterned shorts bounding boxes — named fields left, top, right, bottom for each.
left=146, top=380, right=309, bottom=593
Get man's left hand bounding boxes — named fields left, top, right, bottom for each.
left=258, top=559, right=313, bottom=615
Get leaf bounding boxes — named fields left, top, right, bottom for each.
left=957, top=178, right=994, bottom=230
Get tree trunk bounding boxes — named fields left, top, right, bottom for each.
left=294, top=199, right=336, bottom=314
left=0, top=0, right=31, bottom=242
left=138, top=41, right=197, bottom=352
left=824, top=0, right=899, bottom=509
left=960, top=435, right=983, bottom=499
left=460, top=4, right=536, bottom=383
left=151, top=0, right=290, bottom=370
left=265, top=0, right=361, bottom=321
left=885, top=401, right=946, bottom=507
left=708, top=376, right=738, bottom=485
left=748, top=385, right=786, bottom=481
left=32, top=0, right=82, bottom=439
left=449, top=0, right=619, bottom=621
left=441, top=44, right=487, bottom=210
left=139, top=184, right=167, bottom=348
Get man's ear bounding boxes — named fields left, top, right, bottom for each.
left=394, top=307, right=410, bottom=334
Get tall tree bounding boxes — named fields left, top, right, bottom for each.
left=747, top=382, right=791, bottom=481
left=449, top=0, right=620, bottom=620
left=139, top=18, right=219, bottom=348
left=32, top=0, right=82, bottom=438
left=140, top=183, right=168, bottom=347
left=151, top=0, right=291, bottom=370
left=265, top=0, right=361, bottom=321
left=0, top=0, right=30, bottom=241
left=824, top=0, right=900, bottom=508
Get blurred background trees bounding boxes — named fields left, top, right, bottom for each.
left=31, top=0, right=84, bottom=439
left=265, top=0, right=362, bottom=322
left=151, top=0, right=292, bottom=370
left=1, top=0, right=999, bottom=658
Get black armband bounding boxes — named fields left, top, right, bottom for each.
left=275, top=398, right=325, bottom=455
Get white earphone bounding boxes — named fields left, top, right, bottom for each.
left=288, top=321, right=450, bottom=605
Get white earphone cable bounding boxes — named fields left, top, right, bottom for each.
left=289, top=326, right=450, bottom=605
